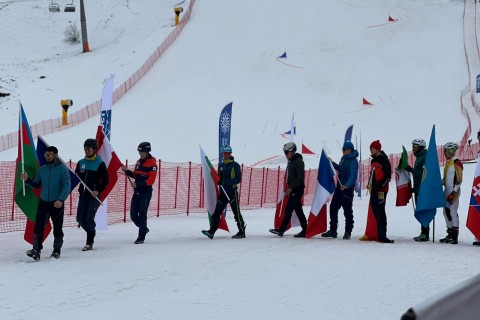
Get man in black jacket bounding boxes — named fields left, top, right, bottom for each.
left=269, top=142, right=308, bottom=238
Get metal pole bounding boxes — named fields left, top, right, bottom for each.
left=80, top=0, right=90, bottom=52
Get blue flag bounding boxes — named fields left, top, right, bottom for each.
left=415, top=125, right=445, bottom=227
left=36, top=136, right=80, bottom=192
left=218, top=102, right=233, bottom=160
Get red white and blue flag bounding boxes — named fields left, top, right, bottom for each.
left=467, top=156, right=480, bottom=240
left=306, top=149, right=335, bottom=238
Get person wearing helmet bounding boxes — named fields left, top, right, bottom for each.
left=405, top=138, right=430, bottom=241
left=440, top=142, right=463, bottom=244
left=21, top=146, right=71, bottom=260
left=121, top=142, right=157, bottom=244
left=75, top=138, right=109, bottom=251
left=269, top=142, right=308, bottom=238
left=360, top=140, right=394, bottom=243
left=321, top=141, right=359, bottom=240
left=202, top=145, right=246, bottom=239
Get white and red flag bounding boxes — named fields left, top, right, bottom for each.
left=95, top=125, right=122, bottom=202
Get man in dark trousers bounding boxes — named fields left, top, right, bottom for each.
left=322, top=141, right=358, bottom=240
left=269, top=142, right=308, bottom=238
left=22, top=146, right=71, bottom=260
left=406, top=138, right=429, bottom=241
left=202, top=145, right=246, bottom=239
left=121, top=142, right=157, bottom=244
left=75, top=138, right=109, bottom=251
left=367, top=140, right=393, bottom=243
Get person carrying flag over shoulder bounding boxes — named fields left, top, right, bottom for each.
left=75, top=138, right=109, bottom=251
left=361, top=140, right=394, bottom=243
left=121, top=142, right=157, bottom=244
left=22, top=146, right=71, bottom=260
left=322, top=141, right=358, bottom=240
left=440, top=142, right=463, bottom=244
left=202, top=145, right=246, bottom=239
left=269, top=142, right=308, bottom=237
left=405, top=138, right=429, bottom=241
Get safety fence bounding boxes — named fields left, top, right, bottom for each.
left=2, top=139, right=479, bottom=234
left=0, top=0, right=196, bottom=152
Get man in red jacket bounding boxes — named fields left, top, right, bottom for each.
left=367, top=140, right=393, bottom=243
left=121, top=142, right=157, bottom=244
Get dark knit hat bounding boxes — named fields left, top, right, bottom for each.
left=370, top=140, right=382, bottom=151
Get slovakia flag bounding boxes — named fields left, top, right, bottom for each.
left=467, top=156, right=480, bottom=240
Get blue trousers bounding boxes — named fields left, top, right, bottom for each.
left=130, top=188, right=152, bottom=237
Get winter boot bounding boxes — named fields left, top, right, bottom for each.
left=269, top=229, right=284, bottom=237
left=321, top=230, right=338, bottom=238
left=294, top=230, right=306, bottom=238
left=378, top=237, right=394, bottom=244
left=343, top=232, right=351, bottom=240
left=50, top=249, right=61, bottom=259
left=201, top=230, right=214, bottom=239
left=414, top=234, right=429, bottom=242
left=473, top=240, right=480, bottom=246
left=449, top=227, right=459, bottom=244
left=82, top=244, right=93, bottom=251
left=26, top=249, right=41, bottom=260
left=134, top=236, right=145, bottom=244
left=439, top=228, right=453, bottom=243
left=232, top=231, right=246, bottom=239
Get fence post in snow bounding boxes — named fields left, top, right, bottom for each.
left=186, top=162, right=192, bottom=215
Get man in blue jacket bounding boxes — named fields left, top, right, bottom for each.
left=322, top=141, right=359, bottom=240
left=22, top=146, right=71, bottom=260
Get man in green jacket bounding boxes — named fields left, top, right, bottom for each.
left=22, top=146, right=71, bottom=260
left=406, top=139, right=429, bottom=241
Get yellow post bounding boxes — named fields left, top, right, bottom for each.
left=174, top=7, right=183, bottom=26
left=60, top=99, right=73, bottom=126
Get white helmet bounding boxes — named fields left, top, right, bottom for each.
left=283, top=142, right=297, bottom=153
left=444, top=142, right=458, bottom=152
left=412, top=139, right=426, bottom=148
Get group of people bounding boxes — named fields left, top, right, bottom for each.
left=268, top=138, right=470, bottom=246
left=21, top=133, right=477, bottom=260
left=22, top=139, right=157, bottom=260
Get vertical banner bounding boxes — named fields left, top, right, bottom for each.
left=218, top=102, right=233, bottom=160
left=97, top=75, right=115, bottom=229
left=344, top=124, right=353, bottom=143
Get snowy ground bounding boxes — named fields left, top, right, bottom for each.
left=1, top=0, right=480, bottom=319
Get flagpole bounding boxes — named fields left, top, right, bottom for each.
left=72, top=171, right=103, bottom=205
left=19, top=103, right=25, bottom=196
left=327, top=155, right=342, bottom=188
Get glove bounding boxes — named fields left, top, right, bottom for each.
left=447, top=191, right=456, bottom=204
left=217, top=180, right=223, bottom=186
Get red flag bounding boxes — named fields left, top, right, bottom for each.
left=95, top=125, right=122, bottom=201
left=467, top=159, right=480, bottom=239
left=301, top=143, right=315, bottom=155
left=360, top=171, right=379, bottom=241
left=362, top=97, right=373, bottom=105
left=274, top=171, right=296, bottom=231
left=24, top=218, right=52, bottom=244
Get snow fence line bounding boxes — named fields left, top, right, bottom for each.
left=400, top=273, right=480, bottom=320
left=0, top=0, right=196, bottom=152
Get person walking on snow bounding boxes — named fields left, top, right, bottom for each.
left=440, top=142, right=463, bottom=245
left=405, top=139, right=429, bottom=241
left=121, top=142, right=157, bottom=244
left=269, top=142, right=308, bottom=238
left=75, top=138, right=109, bottom=251
left=202, top=145, right=246, bottom=239
left=321, top=141, right=358, bottom=240
left=360, top=140, right=394, bottom=243
left=22, top=146, right=71, bottom=260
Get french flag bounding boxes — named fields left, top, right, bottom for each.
left=306, top=149, right=335, bottom=238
